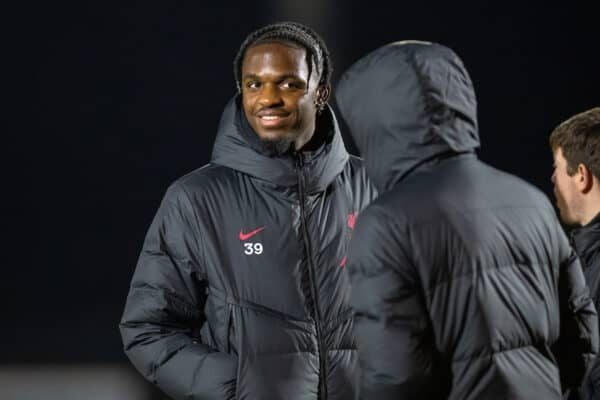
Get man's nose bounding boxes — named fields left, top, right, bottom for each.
left=258, top=84, right=283, bottom=107
left=551, top=171, right=556, bottom=184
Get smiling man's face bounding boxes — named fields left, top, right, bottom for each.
left=241, top=42, right=325, bottom=153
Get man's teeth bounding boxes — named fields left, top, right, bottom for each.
left=261, top=116, right=281, bottom=120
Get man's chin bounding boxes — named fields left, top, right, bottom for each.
left=558, top=209, right=579, bottom=227
left=261, top=137, right=293, bottom=156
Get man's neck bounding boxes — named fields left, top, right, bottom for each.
left=295, top=118, right=325, bottom=152
left=580, top=187, right=600, bottom=226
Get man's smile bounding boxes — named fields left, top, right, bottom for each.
left=255, top=112, right=291, bottom=128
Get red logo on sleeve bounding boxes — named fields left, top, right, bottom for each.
left=347, top=212, right=358, bottom=230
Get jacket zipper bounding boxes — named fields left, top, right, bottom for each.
left=296, top=154, right=328, bottom=400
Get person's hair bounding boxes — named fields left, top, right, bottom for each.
left=233, top=21, right=332, bottom=92
left=550, top=107, right=600, bottom=177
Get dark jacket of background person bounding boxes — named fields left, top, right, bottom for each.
left=571, top=213, right=600, bottom=400
left=335, top=41, right=598, bottom=400
left=119, top=97, right=376, bottom=400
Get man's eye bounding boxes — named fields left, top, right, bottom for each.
left=246, top=81, right=260, bottom=89
left=281, top=81, right=300, bottom=89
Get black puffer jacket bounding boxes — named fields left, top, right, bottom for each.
left=120, top=97, right=376, bottom=400
left=571, top=213, right=600, bottom=400
left=335, top=41, right=598, bottom=400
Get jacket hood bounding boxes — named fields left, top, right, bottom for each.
left=335, top=41, right=479, bottom=192
left=211, top=96, right=349, bottom=193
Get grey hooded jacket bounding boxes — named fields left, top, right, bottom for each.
left=335, top=41, right=598, bottom=400
left=120, top=97, right=376, bottom=399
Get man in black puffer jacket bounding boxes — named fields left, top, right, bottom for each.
left=550, top=107, right=600, bottom=399
left=335, top=41, right=598, bottom=400
left=119, top=22, right=376, bottom=400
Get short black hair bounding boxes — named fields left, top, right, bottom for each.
left=233, top=21, right=332, bottom=92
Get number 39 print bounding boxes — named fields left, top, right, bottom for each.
left=243, top=242, right=263, bottom=255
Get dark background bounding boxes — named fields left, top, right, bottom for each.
left=7, top=0, right=599, bottom=396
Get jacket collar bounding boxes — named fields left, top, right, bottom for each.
left=571, top=212, right=600, bottom=269
left=211, top=96, right=349, bottom=194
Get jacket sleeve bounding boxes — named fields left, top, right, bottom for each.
left=347, top=206, right=443, bottom=400
left=119, top=183, right=237, bottom=400
left=553, top=233, right=598, bottom=393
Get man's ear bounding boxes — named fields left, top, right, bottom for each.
left=578, top=163, right=594, bottom=194
left=316, top=84, right=331, bottom=107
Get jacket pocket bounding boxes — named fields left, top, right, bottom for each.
left=232, top=304, right=319, bottom=400
left=201, top=293, right=234, bottom=353
left=208, top=286, right=318, bottom=400
left=227, top=303, right=237, bottom=355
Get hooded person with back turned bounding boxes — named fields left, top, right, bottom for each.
left=336, top=41, right=598, bottom=400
